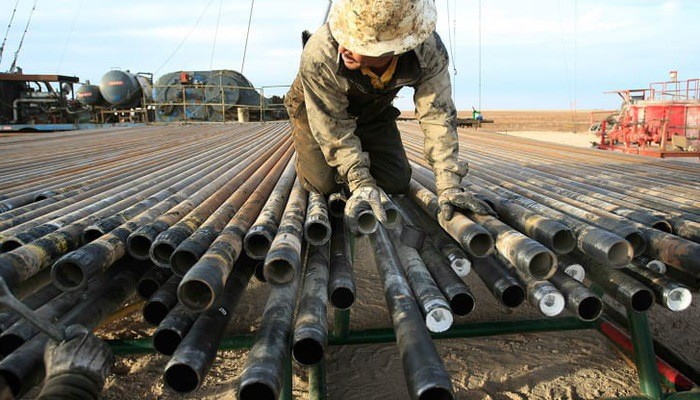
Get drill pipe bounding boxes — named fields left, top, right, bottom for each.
left=380, top=191, right=402, bottom=229
left=631, top=255, right=666, bottom=275
left=168, top=148, right=293, bottom=273
left=243, top=160, right=297, bottom=260
left=412, top=179, right=555, bottom=279
left=0, top=284, right=61, bottom=333
left=470, top=178, right=633, bottom=268
left=513, top=268, right=565, bottom=318
left=621, top=264, right=692, bottom=312
left=394, top=196, right=471, bottom=277
left=327, top=191, right=348, bottom=218
left=138, top=133, right=289, bottom=265
left=163, top=257, right=254, bottom=394
left=304, top=191, right=332, bottom=246
left=574, top=252, right=656, bottom=312
left=408, top=180, right=494, bottom=258
left=142, top=275, right=182, bottom=325
left=237, top=254, right=301, bottom=400
left=471, top=256, right=526, bottom=308
left=387, top=228, right=454, bottom=332
left=547, top=269, right=603, bottom=322
left=419, top=242, right=476, bottom=317
left=0, top=132, right=256, bottom=248
left=150, top=139, right=292, bottom=267
left=262, top=179, right=308, bottom=285
left=136, top=266, right=173, bottom=300
left=49, top=134, right=284, bottom=291
left=0, top=282, right=93, bottom=355
left=1, top=132, right=279, bottom=290
left=0, top=264, right=144, bottom=398
left=0, top=131, right=236, bottom=232
left=410, top=163, right=576, bottom=255
left=153, top=304, right=200, bottom=356
left=292, top=243, right=330, bottom=365
left=328, top=217, right=356, bottom=310
left=368, top=226, right=454, bottom=400
left=557, top=254, right=585, bottom=282
left=176, top=193, right=274, bottom=312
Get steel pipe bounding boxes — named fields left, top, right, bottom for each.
left=328, top=217, right=356, bottom=310
left=142, top=275, right=182, bottom=325
left=152, top=304, right=199, bottom=356
left=621, top=264, right=692, bottom=312
left=136, top=265, right=172, bottom=299
left=304, top=191, right=332, bottom=246
left=163, top=257, right=254, bottom=393
left=547, top=269, right=603, bottom=322
left=292, top=243, right=330, bottom=365
left=471, top=256, right=526, bottom=308
left=368, top=226, right=454, bottom=400
left=419, top=242, right=476, bottom=317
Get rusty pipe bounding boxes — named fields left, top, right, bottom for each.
left=292, top=243, right=329, bottom=365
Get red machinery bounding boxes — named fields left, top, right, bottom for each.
left=596, top=73, right=700, bottom=159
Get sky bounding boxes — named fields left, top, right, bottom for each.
left=0, top=0, right=698, bottom=111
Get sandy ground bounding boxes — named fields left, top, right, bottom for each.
left=32, top=112, right=697, bottom=400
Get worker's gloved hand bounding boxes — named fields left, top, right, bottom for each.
left=438, top=188, right=497, bottom=220
left=43, top=324, right=114, bottom=390
left=344, top=184, right=388, bottom=234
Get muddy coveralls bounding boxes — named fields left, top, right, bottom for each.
left=284, top=24, right=467, bottom=196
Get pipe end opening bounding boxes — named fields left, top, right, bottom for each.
left=264, top=259, right=295, bottom=285
left=0, top=335, right=25, bottom=357
left=128, top=235, right=153, bottom=259
left=607, top=241, right=632, bottom=267
left=529, top=252, right=555, bottom=280
left=357, top=211, right=378, bottom=235
left=666, top=287, right=692, bottom=311
left=153, top=329, right=182, bottom=356
left=171, top=251, right=198, bottom=276
left=502, top=286, right=526, bottom=308
left=0, top=240, right=22, bottom=253
left=239, top=382, right=276, bottom=400
left=82, top=229, right=104, bottom=243
left=152, top=243, right=175, bottom=265
left=384, top=208, right=401, bottom=228
left=178, top=280, right=214, bottom=312
left=143, top=302, right=170, bottom=325
left=449, top=293, right=475, bottom=316
left=52, top=260, right=86, bottom=291
left=625, top=233, right=646, bottom=257
left=552, top=230, right=576, bottom=254
left=418, top=387, right=454, bottom=400
left=244, top=235, right=272, bottom=259
left=164, top=363, right=200, bottom=393
left=631, top=290, right=654, bottom=312
left=330, top=287, right=355, bottom=310
left=306, top=223, right=330, bottom=245
left=426, top=307, right=454, bottom=332
left=137, top=279, right=159, bottom=299
left=578, top=297, right=603, bottom=321
left=292, top=338, right=324, bottom=365
left=328, top=198, right=346, bottom=218
left=466, top=233, right=493, bottom=258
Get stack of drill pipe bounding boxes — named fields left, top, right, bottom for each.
left=0, top=123, right=292, bottom=292
left=398, top=125, right=700, bottom=283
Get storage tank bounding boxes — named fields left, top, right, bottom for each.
left=75, top=82, right=105, bottom=106
left=153, top=69, right=281, bottom=122
left=99, top=70, right=152, bottom=108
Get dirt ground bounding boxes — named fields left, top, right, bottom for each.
left=43, top=111, right=698, bottom=400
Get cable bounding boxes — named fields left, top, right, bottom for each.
left=0, top=0, right=20, bottom=66
left=9, top=0, right=37, bottom=72
left=240, top=0, right=255, bottom=74
left=56, top=0, right=83, bottom=74
left=209, top=0, right=223, bottom=70
left=444, top=0, right=457, bottom=106
left=154, top=0, right=215, bottom=76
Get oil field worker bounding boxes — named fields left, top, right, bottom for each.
left=284, top=0, right=494, bottom=232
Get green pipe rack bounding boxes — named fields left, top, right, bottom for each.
left=108, top=305, right=698, bottom=399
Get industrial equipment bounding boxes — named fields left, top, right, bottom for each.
left=153, top=69, right=287, bottom=122
left=0, top=72, right=90, bottom=129
left=595, top=73, right=700, bottom=159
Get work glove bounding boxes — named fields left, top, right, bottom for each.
left=344, top=184, right=388, bottom=234
left=438, top=187, right=497, bottom=221
left=43, top=325, right=114, bottom=391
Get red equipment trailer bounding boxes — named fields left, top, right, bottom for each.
left=596, top=73, right=700, bottom=159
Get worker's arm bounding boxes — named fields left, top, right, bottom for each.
left=413, top=33, right=466, bottom=194
left=299, top=45, right=374, bottom=192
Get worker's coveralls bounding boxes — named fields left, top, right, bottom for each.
left=284, top=24, right=466, bottom=195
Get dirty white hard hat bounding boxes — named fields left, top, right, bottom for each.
left=328, top=0, right=437, bottom=57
